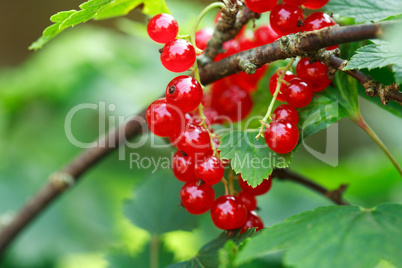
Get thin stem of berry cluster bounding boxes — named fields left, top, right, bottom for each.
left=256, top=58, right=295, bottom=139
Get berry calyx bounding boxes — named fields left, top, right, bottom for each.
left=237, top=191, right=257, bottom=211
left=161, top=39, right=196, bottom=73
left=173, top=124, right=212, bottom=156
left=146, top=98, right=182, bottom=137
left=270, top=4, right=303, bottom=35
left=195, top=156, right=225, bottom=185
left=302, top=0, right=329, bottom=9
left=210, top=195, right=247, bottom=230
left=180, top=181, right=215, bottom=215
left=244, top=0, right=278, bottom=13
left=296, top=57, right=331, bottom=92
left=195, top=28, right=214, bottom=50
left=265, top=120, right=299, bottom=154
left=172, top=151, right=197, bottom=182
left=283, top=77, right=313, bottom=108
left=272, top=104, right=299, bottom=125
left=240, top=211, right=264, bottom=233
left=238, top=175, right=273, bottom=196
left=166, top=75, right=203, bottom=113
left=269, top=71, right=296, bottom=102
left=147, top=13, right=179, bottom=44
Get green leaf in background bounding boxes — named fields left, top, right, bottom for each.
left=323, top=0, right=402, bottom=23
left=124, top=170, right=198, bottom=235
left=236, top=204, right=402, bottom=268
left=219, top=130, right=292, bottom=187
left=344, top=40, right=402, bottom=84
left=297, top=70, right=359, bottom=138
left=106, top=240, right=175, bottom=268
left=30, top=0, right=170, bottom=50
left=168, top=229, right=255, bottom=268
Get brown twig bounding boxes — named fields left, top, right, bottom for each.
left=272, top=169, right=349, bottom=205
left=0, top=20, right=399, bottom=256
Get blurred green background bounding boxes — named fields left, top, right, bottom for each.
left=0, top=0, right=401, bottom=267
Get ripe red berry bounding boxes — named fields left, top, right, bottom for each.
left=270, top=4, right=303, bottom=35
left=161, top=39, right=196, bottom=72
left=180, top=182, right=215, bottom=215
left=296, top=58, right=331, bottom=92
left=302, top=0, right=329, bottom=9
left=195, top=28, right=214, bottom=50
left=265, top=120, right=299, bottom=154
left=272, top=104, right=299, bottom=125
left=283, top=0, right=309, bottom=5
left=173, top=124, right=212, bottom=156
left=146, top=98, right=182, bottom=137
left=210, top=82, right=253, bottom=122
left=230, top=65, right=268, bottom=93
left=195, top=156, right=225, bottom=185
left=254, top=24, right=281, bottom=46
left=172, top=151, right=197, bottom=182
left=283, top=77, right=313, bottom=108
left=269, top=71, right=296, bottom=102
left=210, top=195, right=247, bottom=230
left=244, top=0, right=278, bottom=13
left=303, top=12, right=337, bottom=50
left=238, top=175, right=273, bottom=196
left=240, top=211, right=264, bottom=233
left=166, top=75, right=203, bottom=113
left=237, top=191, right=257, bottom=211
left=147, top=13, right=179, bottom=44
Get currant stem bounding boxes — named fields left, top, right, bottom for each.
left=198, top=103, right=219, bottom=157
left=255, top=58, right=295, bottom=139
left=353, top=115, right=402, bottom=176
left=228, top=169, right=235, bottom=195
left=221, top=177, right=230, bottom=195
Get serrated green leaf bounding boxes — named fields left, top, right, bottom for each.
left=124, top=171, right=198, bottom=235
left=237, top=204, right=402, bottom=268
left=168, top=229, right=255, bottom=268
left=219, top=130, right=292, bottom=187
left=30, top=0, right=170, bottom=50
left=323, top=0, right=402, bottom=23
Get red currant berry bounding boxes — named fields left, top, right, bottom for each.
left=210, top=82, right=253, bottom=122
left=214, top=39, right=241, bottom=62
left=302, top=0, right=329, bottom=9
left=240, top=211, right=264, bottom=233
left=244, top=0, right=278, bottom=13
left=166, top=75, right=203, bottom=113
left=269, top=71, right=296, bottom=102
left=237, top=191, right=257, bottom=211
left=174, top=124, right=212, bottom=156
left=270, top=4, right=303, bottom=35
left=161, top=39, right=196, bottom=73
left=230, top=64, right=268, bottom=93
left=238, top=175, right=273, bottom=196
left=296, top=58, right=331, bottom=92
left=272, top=104, right=299, bottom=125
left=195, top=156, right=224, bottom=185
left=210, top=195, right=247, bottom=230
left=265, top=120, right=299, bottom=154
left=283, top=0, right=309, bottom=5
left=303, top=12, right=337, bottom=50
left=254, top=24, right=281, bottom=46
left=180, top=182, right=215, bottom=215
left=147, top=13, right=179, bottom=44
left=195, top=28, right=214, bottom=50
left=283, top=77, right=313, bottom=108
left=172, top=151, right=197, bottom=182
left=146, top=98, right=182, bottom=137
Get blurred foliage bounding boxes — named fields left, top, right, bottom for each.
left=0, top=0, right=401, bottom=267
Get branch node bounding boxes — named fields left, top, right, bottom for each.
left=239, top=59, right=256, bottom=74
left=49, top=172, right=75, bottom=190
left=326, top=184, right=349, bottom=205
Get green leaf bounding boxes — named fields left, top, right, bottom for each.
left=297, top=70, right=359, bottom=138
left=30, top=0, right=170, bottom=50
left=168, top=229, right=255, bottom=268
left=218, top=130, right=292, bottom=187
left=236, top=204, right=402, bottom=268
left=124, top=171, right=198, bottom=235
left=323, top=0, right=402, bottom=23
